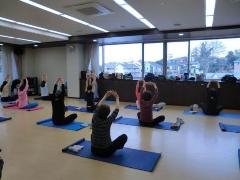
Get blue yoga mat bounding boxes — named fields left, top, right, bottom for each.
left=238, top=149, right=240, bottom=168
left=37, top=119, right=89, bottom=131
left=62, top=138, right=161, bottom=172
left=0, top=116, right=12, bottom=122
left=66, top=105, right=95, bottom=113
left=183, top=110, right=240, bottom=119
left=219, top=123, right=240, bottom=133
left=125, top=105, right=160, bottom=112
left=114, top=116, right=179, bottom=131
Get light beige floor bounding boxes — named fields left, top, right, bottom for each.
left=0, top=98, right=240, bottom=180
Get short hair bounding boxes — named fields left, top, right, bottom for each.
left=142, top=90, right=152, bottom=101
left=40, top=81, right=46, bottom=87
left=96, top=104, right=110, bottom=119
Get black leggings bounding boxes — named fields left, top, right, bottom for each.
left=53, top=113, right=77, bottom=126
left=200, top=103, right=223, bottom=116
left=137, top=112, right=165, bottom=127
left=34, top=94, right=53, bottom=101
left=91, top=134, right=128, bottom=157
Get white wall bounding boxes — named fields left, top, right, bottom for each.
left=66, top=44, right=84, bottom=97
left=22, top=45, right=88, bottom=97
left=22, top=46, right=67, bottom=92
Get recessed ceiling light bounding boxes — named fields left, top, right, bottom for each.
left=0, top=43, right=3, bottom=46
left=179, top=33, right=184, bottom=36
left=34, top=44, right=38, bottom=47
left=0, top=34, right=40, bottom=43
left=113, top=0, right=155, bottom=29
left=19, top=0, right=109, bottom=33
left=93, top=39, right=97, bottom=42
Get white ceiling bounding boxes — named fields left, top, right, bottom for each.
left=0, top=0, right=239, bottom=45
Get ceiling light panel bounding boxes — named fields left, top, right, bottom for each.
left=0, top=34, right=40, bottom=43
left=0, top=16, right=70, bottom=39
left=19, top=0, right=109, bottom=33
left=113, top=0, right=155, bottom=28
left=205, top=0, right=216, bottom=27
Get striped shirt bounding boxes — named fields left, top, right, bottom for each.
left=91, top=108, right=119, bottom=148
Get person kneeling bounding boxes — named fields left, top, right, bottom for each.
left=91, top=91, right=127, bottom=157
left=52, top=78, right=77, bottom=125
left=137, top=82, right=165, bottom=126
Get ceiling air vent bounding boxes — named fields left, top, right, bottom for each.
left=66, top=2, right=113, bottom=17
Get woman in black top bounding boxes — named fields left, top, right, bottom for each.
left=85, top=74, right=97, bottom=112
left=52, top=78, right=77, bottom=125
left=200, top=81, right=223, bottom=115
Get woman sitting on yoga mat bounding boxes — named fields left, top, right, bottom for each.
left=0, top=75, right=17, bottom=102
left=85, top=75, right=96, bottom=112
left=86, top=71, right=98, bottom=100
left=137, top=82, right=165, bottom=126
left=135, top=80, right=146, bottom=109
left=4, top=78, right=38, bottom=109
left=52, top=78, right=77, bottom=125
left=199, top=80, right=223, bottom=116
left=91, top=91, right=127, bottom=157
left=35, top=74, right=52, bottom=101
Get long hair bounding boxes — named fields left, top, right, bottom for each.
left=19, top=79, right=27, bottom=91
left=0, top=81, right=7, bottom=92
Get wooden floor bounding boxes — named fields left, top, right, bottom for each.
left=0, top=98, right=240, bottom=180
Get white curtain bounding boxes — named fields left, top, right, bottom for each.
left=1, top=45, right=22, bottom=83
left=84, top=43, right=99, bottom=75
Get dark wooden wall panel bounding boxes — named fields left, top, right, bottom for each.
left=80, top=79, right=240, bottom=110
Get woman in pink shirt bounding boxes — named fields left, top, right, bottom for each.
left=4, top=78, right=38, bottom=109
left=137, top=82, right=165, bottom=126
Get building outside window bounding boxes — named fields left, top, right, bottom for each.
left=190, top=38, right=240, bottom=79
left=167, top=42, right=189, bottom=78
left=144, top=43, right=163, bottom=76
left=104, top=43, right=142, bottom=79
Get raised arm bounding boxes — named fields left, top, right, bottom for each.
left=23, top=78, right=29, bottom=92
left=97, top=91, right=111, bottom=106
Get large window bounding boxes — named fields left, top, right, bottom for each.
left=167, top=42, right=189, bottom=78
left=104, top=43, right=142, bottom=79
left=190, top=38, right=240, bottom=79
left=144, top=43, right=163, bottom=76
left=99, top=46, right=103, bottom=72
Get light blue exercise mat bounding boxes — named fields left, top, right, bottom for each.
left=37, top=119, right=89, bottom=131
left=219, top=123, right=240, bottom=133
left=66, top=105, right=95, bottom=113
left=62, top=138, right=161, bottom=172
left=183, top=110, right=240, bottom=119
left=124, top=105, right=161, bottom=111
left=114, top=116, right=181, bottom=131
